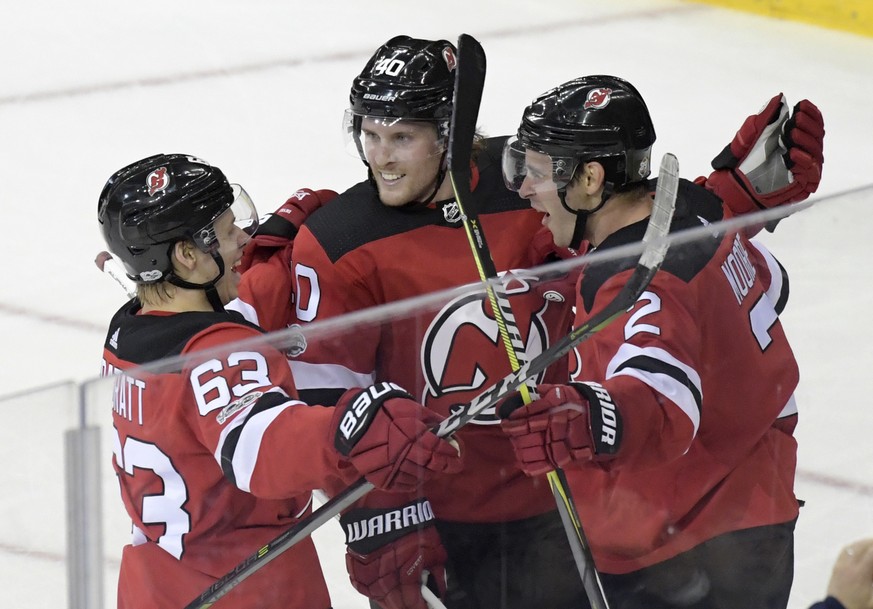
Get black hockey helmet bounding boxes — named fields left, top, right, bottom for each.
left=349, top=35, right=457, bottom=121
left=344, top=36, right=458, bottom=204
left=97, top=154, right=257, bottom=286
left=503, top=75, right=656, bottom=193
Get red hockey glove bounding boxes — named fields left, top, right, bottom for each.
left=237, top=188, right=337, bottom=273
left=342, top=499, right=447, bottom=609
left=499, top=383, right=622, bottom=476
left=332, top=383, right=462, bottom=492
left=707, top=94, right=824, bottom=215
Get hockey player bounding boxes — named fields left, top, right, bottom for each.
left=238, top=37, right=824, bottom=609
left=97, top=153, right=461, bottom=609
left=288, top=36, right=582, bottom=609
left=499, top=75, right=813, bottom=608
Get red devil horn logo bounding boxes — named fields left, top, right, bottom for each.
left=583, top=88, right=613, bottom=110
left=147, top=167, right=170, bottom=196
left=442, top=46, right=457, bottom=72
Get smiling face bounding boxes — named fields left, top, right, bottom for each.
left=216, top=212, right=247, bottom=303
left=186, top=209, right=251, bottom=304
left=359, top=117, right=453, bottom=206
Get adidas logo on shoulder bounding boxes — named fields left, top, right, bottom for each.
left=109, top=328, right=120, bottom=349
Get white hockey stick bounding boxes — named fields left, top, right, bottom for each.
left=95, top=250, right=136, bottom=299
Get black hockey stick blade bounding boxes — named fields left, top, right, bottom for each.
left=447, top=34, right=498, bottom=278
left=447, top=33, right=486, bottom=180
left=447, top=34, right=533, bottom=378
left=184, top=154, right=678, bottom=609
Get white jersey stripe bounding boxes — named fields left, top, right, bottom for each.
left=750, top=239, right=785, bottom=309
left=290, top=359, right=375, bottom=390
left=606, top=343, right=703, bottom=435
left=226, top=403, right=292, bottom=492
left=213, top=388, right=305, bottom=492
left=778, top=394, right=798, bottom=418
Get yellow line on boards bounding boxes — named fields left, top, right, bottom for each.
left=686, top=0, right=873, bottom=37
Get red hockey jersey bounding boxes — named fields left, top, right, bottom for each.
left=289, top=137, right=577, bottom=523
left=564, top=180, right=799, bottom=574
left=102, top=303, right=350, bottom=608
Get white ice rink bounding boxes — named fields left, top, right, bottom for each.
left=1, top=1, right=871, bottom=607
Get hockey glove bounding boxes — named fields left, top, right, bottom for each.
left=332, top=383, right=462, bottom=492
left=342, top=499, right=447, bottom=609
left=237, top=188, right=337, bottom=273
left=707, top=94, right=824, bottom=215
left=499, top=383, right=622, bottom=476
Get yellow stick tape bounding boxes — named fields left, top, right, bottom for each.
left=688, top=0, right=873, bottom=37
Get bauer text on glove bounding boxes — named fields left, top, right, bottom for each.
left=332, top=382, right=462, bottom=491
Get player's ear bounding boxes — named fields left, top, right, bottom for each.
left=583, top=162, right=607, bottom=195
left=171, top=240, right=198, bottom=275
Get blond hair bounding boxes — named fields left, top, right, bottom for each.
left=136, top=281, right=176, bottom=307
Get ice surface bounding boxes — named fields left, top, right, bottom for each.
left=1, top=1, right=871, bottom=607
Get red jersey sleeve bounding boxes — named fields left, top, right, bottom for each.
left=232, top=242, right=295, bottom=332
left=571, top=231, right=798, bottom=472
left=182, top=322, right=348, bottom=498
left=572, top=270, right=700, bottom=468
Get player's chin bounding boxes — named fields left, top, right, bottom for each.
left=221, top=268, right=242, bottom=300
left=548, top=225, right=572, bottom=249
left=377, top=190, right=411, bottom=207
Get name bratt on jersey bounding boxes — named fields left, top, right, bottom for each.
left=103, top=359, right=147, bottom=425
left=721, top=234, right=758, bottom=305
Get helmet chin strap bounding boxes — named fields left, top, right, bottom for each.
left=167, top=253, right=226, bottom=312
left=558, top=181, right=614, bottom=250
left=416, top=153, right=448, bottom=206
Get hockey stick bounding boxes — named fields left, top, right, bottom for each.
left=183, top=154, right=677, bottom=609
left=446, top=34, right=534, bottom=398
left=447, top=34, right=608, bottom=608
left=95, top=250, right=137, bottom=299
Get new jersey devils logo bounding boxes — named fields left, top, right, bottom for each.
left=583, top=87, right=613, bottom=110
left=420, top=271, right=550, bottom=424
left=442, top=46, right=457, bottom=72
left=147, top=167, right=170, bottom=196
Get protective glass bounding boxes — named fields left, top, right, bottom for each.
left=501, top=136, right=580, bottom=194
left=342, top=108, right=447, bottom=163
left=193, top=185, right=259, bottom=253
left=229, top=184, right=259, bottom=239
